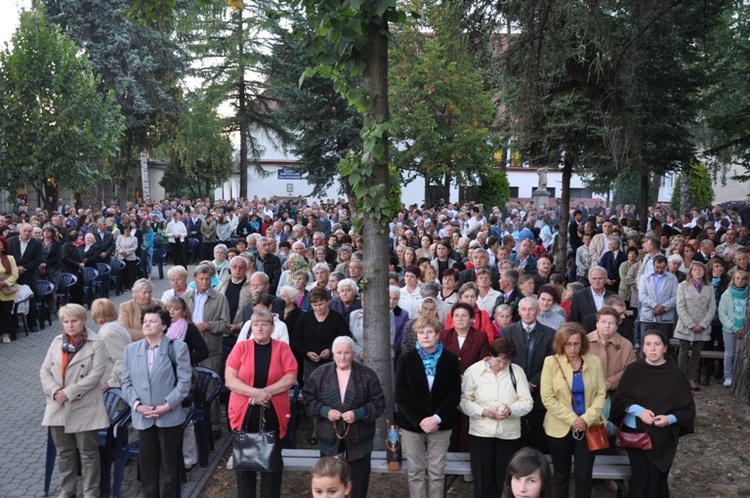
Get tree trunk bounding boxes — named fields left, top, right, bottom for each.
left=556, top=151, right=573, bottom=274
left=361, top=20, right=393, bottom=451
left=638, top=173, right=649, bottom=224
left=731, top=293, right=750, bottom=403
left=237, top=10, right=248, bottom=200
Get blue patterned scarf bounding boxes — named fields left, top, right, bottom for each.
left=416, top=341, right=443, bottom=377
left=730, top=285, right=748, bottom=331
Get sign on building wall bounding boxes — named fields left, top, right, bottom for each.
left=277, top=169, right=303, bottom=180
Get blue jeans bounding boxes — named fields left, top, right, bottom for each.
left=723, top=332, right=741, bottom=381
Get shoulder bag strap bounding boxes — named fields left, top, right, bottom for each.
left=553, top=355, right=582, bottom=414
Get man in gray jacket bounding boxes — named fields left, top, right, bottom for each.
left=182, top=265, right=230, bottom=437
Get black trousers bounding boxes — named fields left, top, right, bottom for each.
left=236, top=463, right=283, bottom=498
left=139, top=424, right=184, bottom=498
left=469, top=435, right=522, bottom=498
left=626, top=448, right=670, bottom=498
left=170, top=241, right=187, bottom=269
left=521, top=409, right=548, bottom=453
left=547, top=430, right=597, bottom=498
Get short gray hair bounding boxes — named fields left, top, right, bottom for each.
left=132, top=278, right=154, bottom=295
left=332, top=335, right=355, bottom=351
left=337, top=278, right=358, bottom=293
left=518, top=296, right=539, bottom=310
left=588, top=265, right=607, bottom=279
left=194, top=264, right=214, bottom=277
left=278, top=285, right=299, bottom=301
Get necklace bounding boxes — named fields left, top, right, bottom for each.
left=333, top=419, right=350, bottom=440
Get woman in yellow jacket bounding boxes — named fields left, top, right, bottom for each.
left=0, top=235, right=19, bottom=343
left=541, top=322, right=606, bottom=498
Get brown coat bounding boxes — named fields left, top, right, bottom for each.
left=587, top=330, right=636, bottom=391
left=40, top=331, right=109, bottom=433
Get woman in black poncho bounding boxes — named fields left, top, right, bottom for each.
left=610, top=329, right=695, bottom=498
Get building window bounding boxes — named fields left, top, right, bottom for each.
left=510, top=187, right=519, bottom=198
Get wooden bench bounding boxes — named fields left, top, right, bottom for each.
left=281, top=448, right=631, bottom=497
left=669, top=339, right=725, bottom=360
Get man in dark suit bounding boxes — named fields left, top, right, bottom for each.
left=10, top=223, right=44, bottom=331
left=569, top=209, right=584, bottom=252
left=94, top=219, right=115, bottom=263
left=459, top=248, right=500, bottom=290
left=581, top=294, right=635, bottom=344
left=501, top=296, right=556, bottom=451
left=491, top=268, right=522, bottom=320
left=569, top=265, right=615, bottom=323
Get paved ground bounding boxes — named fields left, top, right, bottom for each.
left=0, top=265, right=229, bottom=498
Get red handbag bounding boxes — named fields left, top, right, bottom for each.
left=615, top=421, right=653, bottom=450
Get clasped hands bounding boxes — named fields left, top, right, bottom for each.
left=482, top=406, right=511, bottom=421
left=327, top=409, right=356, bottom=424
left=137, top=402, right=172, bottom=419
left=250, top=388, right=272, bottom=408
left=640, top=409, right=670, bottom=427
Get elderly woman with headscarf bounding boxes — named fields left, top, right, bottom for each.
left=118, top=278, right=164, bottom=341
left=278, top=253, right=313, bottom=292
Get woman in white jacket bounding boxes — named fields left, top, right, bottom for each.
left=674, top=261, right=716, bottom=391
left=460, top=338, right=533, bottom=498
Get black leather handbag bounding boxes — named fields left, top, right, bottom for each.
left=232, top=406, right=282, bottom=472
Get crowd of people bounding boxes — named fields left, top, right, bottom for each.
left=20, top=194, right=750, bottom=498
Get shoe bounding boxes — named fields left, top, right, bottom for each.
left=1, top=335, right=10, bottom=344
left=308, top=436, right=318, bottom=445
left=604, top=479, right=618, bottom=492
left=723, top=379, right=732, bottom=387
left=29, top=326, right=39, bottom=332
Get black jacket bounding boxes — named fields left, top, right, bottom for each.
left=395, top=348, right=461, bottom=432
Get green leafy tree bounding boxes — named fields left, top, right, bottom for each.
left=178, top=0, right=288, bottom=200
left=282, top=0, right=406, bottom=443
left=499, top=0, right=611, bottom=271
left=0, top=7, right=123, bottom=213
left=159, top=98, right=233, bottom=199
left=474, top=168, right=511, bottom=210
left=42, top=0, right=183, bottom=207
left=263, top=13, right=363, bottom=196
left=699, top=0, right=750, bottom=182
left=670, top=162, right=714, bottom=212
left=602, top=0, right=728, bottom=220
left=389, top=0, right=498, bottom=203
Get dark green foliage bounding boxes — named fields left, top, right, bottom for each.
left=0, top=8, right=124, bottom=212
left=671, top=162, right=715, bottom=212
left=389, top=0, right=497, bottom=193
left=474, top=168, right=511, bottom=210
left=42, top=0, right=184, bottom=201
left=263, top=14, right=362, bottom=197
left=159, top=97, right=233, bottom=199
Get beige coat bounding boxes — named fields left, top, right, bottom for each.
left=118, top=298, right=164, bottom=341
left=40, top=331, right=109, bottom=433
left=0, top=255, right=19, bottom=302
left=674, top=280, right=716, bottom=343
left=98, top=321, right=132, bottom=388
